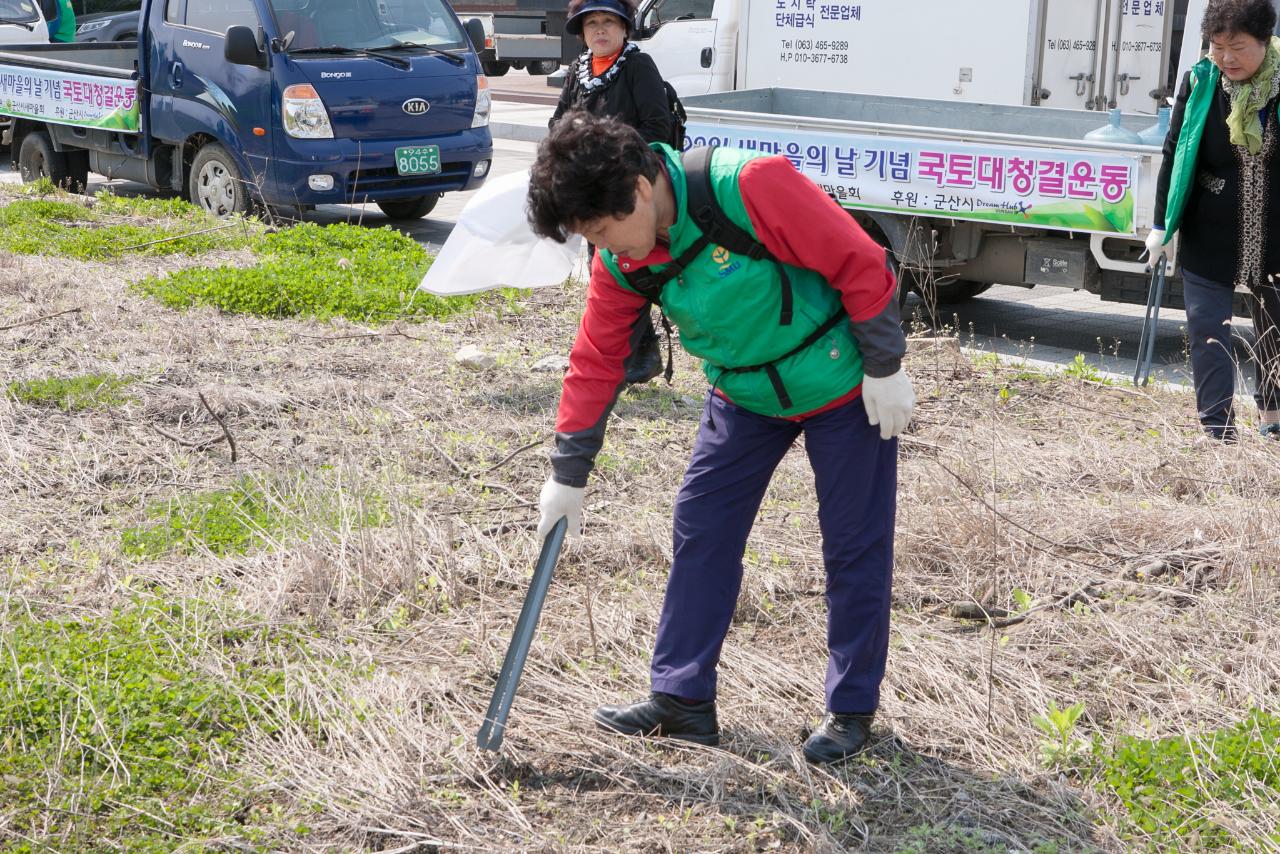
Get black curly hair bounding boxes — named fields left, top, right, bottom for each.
left=1202, top=0, right=1277, bottom=42
left=526, top=110, right=664, bottom=243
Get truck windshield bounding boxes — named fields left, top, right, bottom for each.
left=269, top=0, right=467, bottom=52
left=0, top=0, right=41, bottom=25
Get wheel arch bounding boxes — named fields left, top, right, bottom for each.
left=181, top=132, right=261, bottom=202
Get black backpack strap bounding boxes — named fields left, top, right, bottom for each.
left=682, top=146, right=793, bottom=326
left=621, top=232, right=712, bottom=304
left=711, top=307, right=847, bottom=410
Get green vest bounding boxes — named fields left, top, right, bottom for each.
left=1162, top=57, right=1280, bottom=238
left=600, top=144, right=863, bottom=417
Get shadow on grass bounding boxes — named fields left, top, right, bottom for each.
left=464, top=727, right=1097, bottom=853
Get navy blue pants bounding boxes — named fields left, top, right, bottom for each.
left=650, top=392, right=897, bottom=714
left=1182, top=269, right=1280, bottom=437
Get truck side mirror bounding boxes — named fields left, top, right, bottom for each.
left=464, top=18, right=485, bottom=54
left=225, top=25, right=266, bottom=68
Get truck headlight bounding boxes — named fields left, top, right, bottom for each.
left=76, top=19, right=111, bottom=34
left=282, top=84, right=334, bottom=139
left=471, top=75, right=491, bottom=129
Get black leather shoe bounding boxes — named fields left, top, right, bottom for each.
left=623, top=332, right=664, bottom=385
left=803, top=712, right=874, bottom=764
left=594, top=693, right=719, bottom=745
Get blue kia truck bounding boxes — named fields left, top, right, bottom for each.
left=0, top=0, right=493, bottom=219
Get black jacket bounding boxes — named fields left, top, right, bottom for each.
left=549, top=46, right=673, bottom=145
left=1155, top=69, right=1280, bottom=287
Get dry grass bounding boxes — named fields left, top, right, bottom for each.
left=1, top=225, right=1278, bottom=854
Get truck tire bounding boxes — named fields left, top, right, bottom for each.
left=18, top=130, right=83, bottom=190
left=188, top=142, right=250, bottom=218
left=376, top=195, right=440, bottom=220
left=482, top=60, right=511, bottom=77
left=926, top=279, right=993, bottom=304
left=528, top=60, right=558, bottom=75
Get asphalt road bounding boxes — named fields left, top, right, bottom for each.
left=0, top=70, right=1224, bottom=386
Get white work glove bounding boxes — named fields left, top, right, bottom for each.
left=1144, top=228, right=1167, bottom=266
left=537, top=477, right=584, bottom=540
left=862, top=369, right=916, bottom=440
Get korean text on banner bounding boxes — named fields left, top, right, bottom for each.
left=686, top=122, right=1142, bottom=236
left=0, top=63, right=141, bottom=133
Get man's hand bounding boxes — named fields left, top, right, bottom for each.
left=537, top=477, right=584, bottom=540
left=1144, top=228, right=1167, bottom=266
left=862, top=369, right=915, bottom=440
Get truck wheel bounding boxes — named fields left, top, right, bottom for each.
left=482, top=60, right=511, bottom=77
left=188, top=142, right=250, bottom=218
left=528, top=60, right=558, bottom=75
left=925, top=279, right=993, bottom=304
left=18, top=131, right=77, bottom=189
left=376, top=195, right=439, bottom=220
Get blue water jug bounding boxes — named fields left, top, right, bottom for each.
left=1084, top=108, right=1144, bottom=144
left=1137, top=106, right=1172, bottom=146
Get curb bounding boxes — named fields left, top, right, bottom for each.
left=490, top=121, right=549, bottom=144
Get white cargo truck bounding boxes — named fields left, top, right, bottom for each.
left=629, top=0, right=1262, bottom=311
left=634, top=0, right=1186, bottom=112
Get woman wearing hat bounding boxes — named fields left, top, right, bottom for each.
left=551, top=0, right=673, bottom=383
left=551, top=0, right=673, bottom=145
left=1149, top=0, right=1280, bottom=441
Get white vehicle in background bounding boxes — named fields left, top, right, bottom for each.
left=651, top=0, right=1239, bottom=311
left=0, top=0, right=49, bottom=143
left=634, top=0, right=1189, bottom=113
left=0, top=0, right=49, bottom=44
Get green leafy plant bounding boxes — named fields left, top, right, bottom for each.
left=1061, top=353, right=1110, bottom=384
left=8, top=372, right=139, bottom=411
left=133, top=221, right=492, bottom=323
left=1032, top=700, right=1087, bottom=768
left=0, top=599, right=295, bottom=850
left=1095, top=709, right=1280, bottom=849
left=0, top=191, right=258, bottom=260
left=120, top=472, right=387, bottom=559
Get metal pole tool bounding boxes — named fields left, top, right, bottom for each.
left=477, top=516, right=568, bottom=752
left=1134, top=260, right=1167, bottom=387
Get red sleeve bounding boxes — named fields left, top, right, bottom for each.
left=738, top=156, right=895, bottom=322
left=555, top=253, right=649, bottom=432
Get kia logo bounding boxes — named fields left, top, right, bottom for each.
left=402, top=98, right=430, bottom=115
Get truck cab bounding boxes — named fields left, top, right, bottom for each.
left=2, top=0, right=492, bottom=219
left=0, top=0, right=49, bottom=44
left=150, top=0, right=492, bottom=217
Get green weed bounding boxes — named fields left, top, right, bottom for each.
left=119, top=472, right=388, bottom=559
left=0, top=192, right=258, bottom=260
left=8, top=372, right=139, bottom=411
left=1094, top=709, right=1280, bottom=849
left=0, top=599, right=295, bottom=851
left=133, top=221, right=490, bottom=323
left=1032, top=700, right=1087, bottom=768
left=1061, top=353, right=1112, bottom=384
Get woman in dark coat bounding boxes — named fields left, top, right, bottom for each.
left=550, top=0, right=672, bottom=383
left=1150, top=0, right=1280, bottom=441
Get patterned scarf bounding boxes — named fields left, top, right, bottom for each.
left=1222, top=36, right=1280, bottom=155
left=573, top=40, right=639, bottom=95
